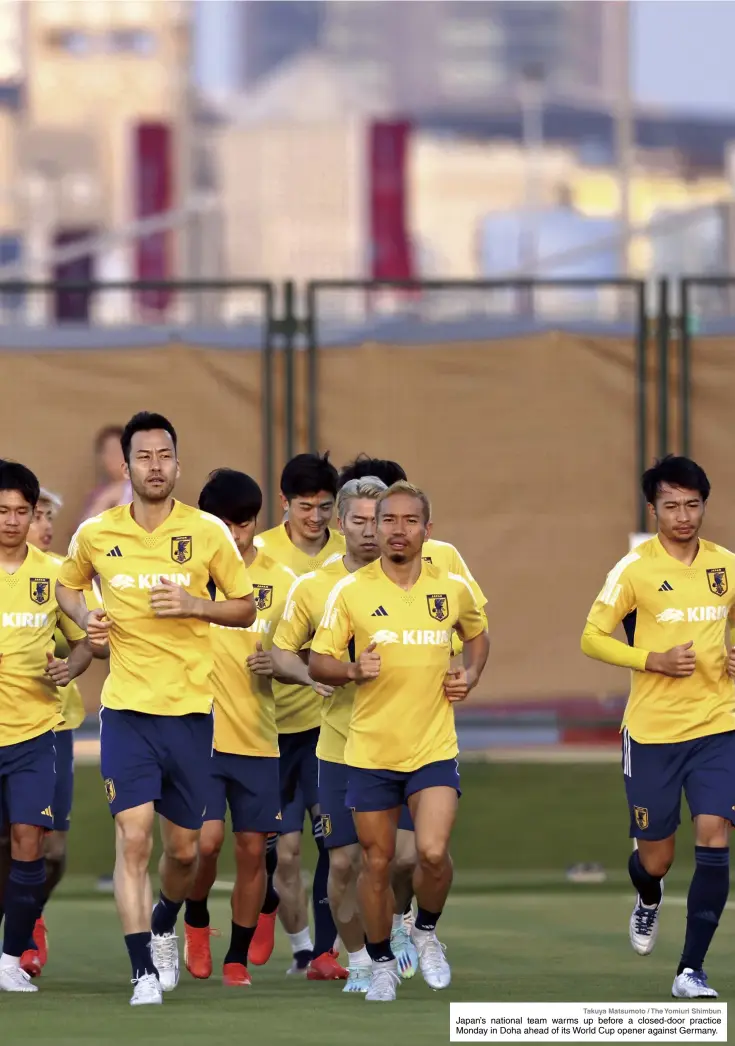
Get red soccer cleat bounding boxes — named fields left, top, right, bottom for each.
left=248, top=910, right=278, bottom=966
left=223, top=962, right=252, bottom=987
left=19, top=949, right=42, bottom=978
left=33, top=917, right=49, bottom=967
left=306, top=949, right=348, bottom=981
left=184, top=924, right=217, bottom=980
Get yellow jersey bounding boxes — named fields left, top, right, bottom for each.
left=59, top=501, right=252, bottom=716
left=422, top=538, right=487, bottom=656
left=211, top=550, right=296, bottom=757
left=255, top=523, right=346, bottom=734
left=0, top=544, right=87, bottom=745
left=312, top=558, right=485, bottom=771
left=273, top=554, right=354, bottom=764
left=46, top=555, right=102, bottom=732
left=584, top=535, right=735, bottom=744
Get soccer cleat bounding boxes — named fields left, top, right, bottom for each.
left=672, top=968, right=718, bottom=999
left=249, top=909, right=278, bottom=966
left=413, top=931, right=451, bottom=990
left=391, top=924, right=419, bottom=979
left=151, top=932, right=179, bottom=991
left=365, top=961, right=400, bottom=1002
left=33, top=917, right=49, bottom=967
left=184, top=924, right=217, bottom=980
left=343, top=963, right=372, bottom=993
left=223, top=962, right=252, bottom=987
left=286, top=950, right=312, bottom=976
left=403, top=905, right=415, bottom=934
left=629, top=882, right=664, bottom=956
left=130, top=972, right=163, bottom=1006
left=19, top=948, right=42, bottom=979
left=306, top=949, right=349, bottom=980
left=0, top=964, right=38, bottom=993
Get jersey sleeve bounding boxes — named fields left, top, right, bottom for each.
left=58, top=525, right=96, bottom=590
left=452, top=575, right=486, bottom=642
left=206, top=521, right=254, bottom=599
left=274, top=576, right=315, bottom=652
left=311, top=586, right=353, bottom=659
left=447, top=545, right=487, bottom=611
left=582, top=559, right=648, bottom=671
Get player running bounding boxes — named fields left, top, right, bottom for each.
left=57, top=413, right=255, bottom=1006
left=254, top=453, right=346, bottom=978
left=582, top=455, right=735, bottom=999
left=272, top=476, right=419, bottom=990
left=182, top=469, right=295, bottom=987
left=310, top=482, right=489, bottom=1001
left=0, top=461, right=96, bottom=993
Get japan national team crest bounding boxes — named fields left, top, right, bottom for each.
left=171, top=535, right=192, bottom=564
left=104, top=778, right=116, bottom=803
left=321, top=814, right=332, bottom=838
left=634, top=806, right=649, bottom=830
left=254, top=585, right=273, bottom=612
left=30, top=577, right=50, bottom=605
left=427, top=593, right=449, bottom=622
left=707, top=567, right=728, bottom=597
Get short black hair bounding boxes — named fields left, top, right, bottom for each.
left=199, top=468, right=262, bottom=524
left=338, top=454, right=407, bottom=489
left=281, top=452, right=338, bottom=501
left=120, top=412, right=178, bottom=465
left=642, top=455, right=711, bottom=505
left=0, top=459, right=40, bottom=508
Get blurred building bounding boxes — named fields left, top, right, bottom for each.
left=234, top=0, right=624, bottom=111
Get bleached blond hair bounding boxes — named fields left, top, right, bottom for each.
left=336, top=476, right=387, bottom=520
left=375, top=481, right=431, bottom=525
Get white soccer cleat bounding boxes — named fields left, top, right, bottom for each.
left=629, top=882, right=664, bottom=956
left=286, top=957, right=309, bottom=976
left=391, top=924, right=419, bottom=979
left=0, top=964, right=38, bottom=992
left=413, top=931, right=451, bottom=990
left=343, top=963, right=372, bottom=993
left=672, top=968, right=718, bottom=999
left=130, top=972, right=163, bottom=1006
left=151, top=932, right=179, bottom=991
left=365, top=960, right=400, bottom=1002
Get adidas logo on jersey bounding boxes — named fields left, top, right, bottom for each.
left=371, top=606, right=388, bottom=617
left=41, top=806, right=53, bottom=818
left=106, top=546, right=123, bottom=558
left=658, top=580, right=673, bottom=592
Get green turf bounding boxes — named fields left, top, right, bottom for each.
left=3, top=891, right=733, bottom=1046
left=68, top=761, right=697, bottom=888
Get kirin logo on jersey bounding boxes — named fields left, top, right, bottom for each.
left=253, top=585, right=273, bottom=612
left=30, top=578, right=50, bottom=605
left=707, top=567, right=728, bottom=597
left=171, top=536, right=192, bottom=564
left=370, top=629, right=400, bottom=645
left=427, top=593, right=449, bottom=622
left=656, top=606, right=728, bottom=624
left=109, top=574, right=136, bottom=591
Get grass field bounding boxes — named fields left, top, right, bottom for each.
left=3, top=889, right=735, bottom=1045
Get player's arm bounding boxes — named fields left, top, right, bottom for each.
left=56, top=527, right=111, bottom=648
left=46, top=612, right=97, bottom=687
left=444, top=578, right=490, bottom=702
left=309, top=588, right=379, bottom=686
left=581, top=566, right=694, bottom=677
left=271, top=580, right=334, bottom=695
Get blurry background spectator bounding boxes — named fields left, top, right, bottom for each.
left=79, top=426, right=132, bottom=523
left=31, top=488, right=64, bottom=554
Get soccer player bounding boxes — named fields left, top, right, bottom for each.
left=582, top=455, right=735, bottom=999
left=0, top=461, right=96, bottom=993
left=273, top=476, right=420, bottom=991
left=18, top=489, right=101, bottom=976
left=310, top=482, right=489, bottom=1001
left=254, top=453, right=346, bottom=977
left=56, top=412, right=256, bottom=1006
left=182, top=469, right=296, bottom=986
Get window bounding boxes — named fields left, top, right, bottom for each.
left=439, top=59, right=500, bottom=98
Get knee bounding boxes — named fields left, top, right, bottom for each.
left=641, top=850, right=674, bottom=879
left=417, top=840, right=448, bottom=872
left=198, top=827, right=225, bottom=862
left=10, top=825, right=44, bottom=861
left=277, top=836, right=301, bottom=878
left=362, top=846, right=393, bottom=883
left=392, top=847, right=416, bottom=879
left=329, top=849, right=354, bottom=887
left=234, top=834, right=266, bottom=869
left=117, top=820, right=153, bottom=865
left=167, top=837, right=199, bottom=869
left=44, top=832, right=67, bottom=865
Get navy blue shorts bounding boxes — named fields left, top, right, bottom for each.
left=622, top=727, right=735, bottom=840
left=278, top=727, right=319, bottom=813
left=346, top=758, right=461, bottom=813
left=0, top=731, right=56, bottom=831
left=100, top=708, right=213, bottom=830
left=53, top=729, right=74, bottom=832
left=205, top=751, right=281, bottom=834
left=318, top=759, right=414, bottom=848
left=280, top=784, right=308, bottom=835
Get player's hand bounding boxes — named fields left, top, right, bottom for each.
left=247, top=641, right=273, bottom=677
left=443, top=667, right=471, bottom=703
left=85, top=608, right=111, bottom=648
left=646, top=641, right=696, bottom=678
left=352, top=642, right=381, bottom=683
left=45, top=651, right=70, bottom=687
left=727, top=647, right=735, bottom=680
left=309, top=678, right=334, bottom=699
left=150, top=577, right=198, bottom=618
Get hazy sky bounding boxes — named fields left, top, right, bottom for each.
left=196, top=0, right=735, bottom=116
